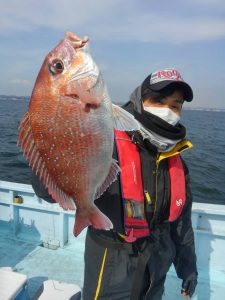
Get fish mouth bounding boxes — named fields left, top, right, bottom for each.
left=65, top=32, right=89, bottom=50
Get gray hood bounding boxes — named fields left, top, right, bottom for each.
left=129, top=85, right=142, bottom=114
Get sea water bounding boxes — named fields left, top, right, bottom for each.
left=0, top=97, right=225, bottom=204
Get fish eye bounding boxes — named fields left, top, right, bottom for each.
left=49, top=59, right=64, bottom=75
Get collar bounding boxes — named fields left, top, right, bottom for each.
left=157, top=139, right=193, bottom=164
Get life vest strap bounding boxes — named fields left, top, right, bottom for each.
left=114, top=129, right=186, bottom=241
left=168, top=155, right=186, bottom=221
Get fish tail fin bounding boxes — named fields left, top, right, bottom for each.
left=73, top=207, right=113, bottom=237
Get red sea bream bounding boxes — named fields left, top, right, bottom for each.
left=18, top=32, right=140, bottom=236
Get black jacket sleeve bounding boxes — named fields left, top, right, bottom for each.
left=170, top=160, right=198, bottom=281
left=31, top=172, right=55, bottom=203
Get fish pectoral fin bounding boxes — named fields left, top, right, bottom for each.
left=94, top=159, right=120, bottom=200
left=112, top=104, right=141, bottom=131
left=73, top=207, right=113, bottom=237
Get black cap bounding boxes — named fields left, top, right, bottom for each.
left=141, top=68, right=193, bottom=102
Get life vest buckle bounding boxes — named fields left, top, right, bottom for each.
left=124, top=228, right=137, bottom=243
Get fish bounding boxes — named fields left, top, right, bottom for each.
left=18, top=32, right=140, bottom=237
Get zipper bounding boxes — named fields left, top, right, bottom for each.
left=144, top=158, right=158, bottom=298
left=154, top=155, right=160, bottom=213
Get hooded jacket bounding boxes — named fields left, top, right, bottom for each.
left=31, top=86, right=198, bottom=283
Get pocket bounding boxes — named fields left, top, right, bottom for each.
left=148, top=234, right=176, bottom=283
left=106, top=249, right=138, bottom=292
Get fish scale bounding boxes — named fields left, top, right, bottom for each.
left=18, top=32, right=140, bottom=236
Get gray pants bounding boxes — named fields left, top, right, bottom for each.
left=82, top=228, right=174, bottom=300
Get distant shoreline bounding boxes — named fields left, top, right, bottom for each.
left=1, top=95, right=225, bottom=112
left=183, top=107, right=225, bottom=112
left=0, top=95, right=30, bottom=101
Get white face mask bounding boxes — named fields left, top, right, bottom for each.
left=143, top=106, right=180, bottom=125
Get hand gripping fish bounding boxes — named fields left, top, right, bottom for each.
left=18, top=32, right=140, bottom=237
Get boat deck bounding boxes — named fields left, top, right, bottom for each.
left=1, top=229, right=225, bottom=300
left=1, top=180, right=225, bottom=299
left=0, top=229, right=85, bottom=299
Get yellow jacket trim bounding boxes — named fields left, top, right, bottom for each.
left=157, top=139, right=193, bottom=164
left=117, top=139, right=192, bottom=239
left=117, top=232, right=126, bottom=239
left=94, top=248, right=108, bottom=300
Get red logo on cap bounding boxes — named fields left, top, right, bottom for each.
left=150, top=68, right=184, bottom=85
left=157, top=69, right=182, bottom=81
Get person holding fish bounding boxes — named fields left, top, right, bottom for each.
left=22, top=32, right=197, bottom=299
left=82, top=68, right=198, bottom=300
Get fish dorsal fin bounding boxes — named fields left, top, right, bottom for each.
left=112, top=104, right=141, bottom=131
left=18, top=112, right=75, bottom=210
left=94, top=159, right=120, bottom=200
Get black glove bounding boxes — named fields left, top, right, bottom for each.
left=181, top=279, right=197, bottom=297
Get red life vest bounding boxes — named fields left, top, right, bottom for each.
left=114, top=130, right=186, bottom=242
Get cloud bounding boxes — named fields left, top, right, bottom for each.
left=187, top=0, right=225, bottom=8
left=0, top=0, right=121, bottom=33
left=1, top=0, right=225, bottom=43
left=89, top=15, right=225, bottom=43
left=10, top=79, right=30, bottom=85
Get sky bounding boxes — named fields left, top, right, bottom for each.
left=0, top=0, right=225, bottom=109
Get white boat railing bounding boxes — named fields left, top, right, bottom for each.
left=0, top=180, right=225, bottom=274
left=0, top=180, right=84, bottom=248
left=1, top=180, right=225, bottom=298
